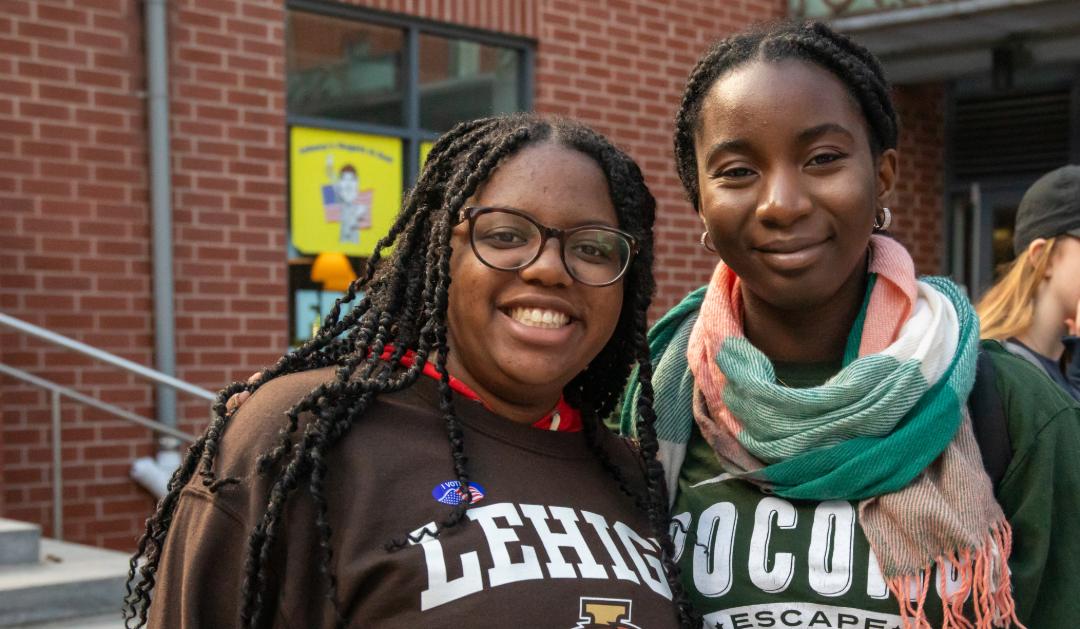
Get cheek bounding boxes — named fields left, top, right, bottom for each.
left=700, top=190, right=751, bottom=241
left=1055, top=254, right=1080, bottom=301
left=447, top=250, right=484, bottom=321
left=592, top=286, right=624, bottom=337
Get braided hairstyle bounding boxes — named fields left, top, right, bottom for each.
left=122, top=113, right=699, bottom=628
left=673, top=19, right=899, bottom=211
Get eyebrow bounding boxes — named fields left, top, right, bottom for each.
left=481, top=205, right=619, bottom=229
left=703, top=138, right=753, bottom=166
left=703, top=123, right=856, bottom=165
left=797, top=123, right=855, bottom=144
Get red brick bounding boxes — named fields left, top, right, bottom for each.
left=93, top=51, right=137, bottom=72
left=18, top=20, right=69, bottom=42
left=0, top=78, right=32, bottom=98
left=74, top=108, right=127, bottom=128
left=38, top=43, right=88, bottom=65
left=83, top=154, right=132, bottom=179
left=0, top=117, right=33, bottom=135
left=0, top=37, right=32, bottom=56
left=73, top=29, right=124, bottom=50
left=39, top=123, right=91, bottom=143
left=93, top=91, right=140, bottom=110
left=18, top=101, right=70, bottom=121
left=21, top=140, right=72, bottom=160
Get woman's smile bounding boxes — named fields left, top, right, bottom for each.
left=506, top=306, right=571, bottom=329
left=753, top=235, right=831, bottom=273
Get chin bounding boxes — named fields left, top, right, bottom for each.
left=756, top=279, right=839, bottom=312
left=506, top=364, right=575, bottom=389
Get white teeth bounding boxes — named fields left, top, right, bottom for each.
left=509, top=307, right=570, bottom=329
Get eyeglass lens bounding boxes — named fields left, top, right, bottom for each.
left=471, top=210, right=632, bottom=285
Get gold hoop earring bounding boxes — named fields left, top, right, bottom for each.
left=874, top=207, right=892, bottom=231
left=700, top=230, right=717, bottom=253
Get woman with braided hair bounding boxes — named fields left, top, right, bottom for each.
left=123, top=114, right=699, bottom=628
left=623, top=20, right=1080, bottom=628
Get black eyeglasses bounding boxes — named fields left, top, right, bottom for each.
left=453, top=206, right=638, bottom=287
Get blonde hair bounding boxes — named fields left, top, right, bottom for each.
left=976, top=237, right=1059, bottom=340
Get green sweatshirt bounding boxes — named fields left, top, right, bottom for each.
left=669, top=340, right=1080, bottom=628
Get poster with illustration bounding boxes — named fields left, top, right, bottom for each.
left=290, top=126, right=402, bottom=256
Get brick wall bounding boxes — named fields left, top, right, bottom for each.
left=2, top=0, right=952, bottom=552
left=890, top=83, right=946, bottom=275
left=0, top=0, right=286, bottom=549
left=1, top=0, right=157, bottom=547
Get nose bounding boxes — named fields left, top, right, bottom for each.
left=756, top=166, right=812, bottom=227
left=518, top=237, right=573, bottom=287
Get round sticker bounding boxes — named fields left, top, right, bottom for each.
left=431, top=480, right=485, bottom=506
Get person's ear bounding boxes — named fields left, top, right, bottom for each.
left=875, top=148, right=899, bottom=206
left=1026, top=238, right=1052, bottom=277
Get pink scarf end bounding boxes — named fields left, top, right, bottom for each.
left=885, top=521, right=1025, bottom=629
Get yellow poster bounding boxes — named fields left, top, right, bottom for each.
left=420, top=140, right=433, bottom=167
left=290, top=126, right=402, bottom=256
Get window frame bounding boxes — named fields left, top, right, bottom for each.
left=284, top=2, right=535, bottom=345
left=286, top=0, right=536, bottom=186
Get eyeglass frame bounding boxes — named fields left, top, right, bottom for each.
left=452, top=205, right=639, bottom=287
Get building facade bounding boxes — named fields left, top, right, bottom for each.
left=0, top=0, right=1003, bottom=550
left=810, top=0, right=1080, bottom=294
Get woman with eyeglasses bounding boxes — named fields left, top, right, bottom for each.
left=122, top=114, right=698, bottom=628
left=977, top=164, right=1080, bottom=401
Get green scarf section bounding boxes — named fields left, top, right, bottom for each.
left=622, top=275, right=980, bottom=503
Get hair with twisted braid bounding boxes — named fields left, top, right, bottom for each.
left=673, top=19, right=898, bottom=212
left=122, top=113, right=700, bottom=628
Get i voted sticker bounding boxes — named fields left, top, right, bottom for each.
left=432, top=480, right=485, bottom=506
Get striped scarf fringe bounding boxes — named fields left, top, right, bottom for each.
left=887, top=521, right=1021, bottom=628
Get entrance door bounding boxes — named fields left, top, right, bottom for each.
left=948, top=180, right=1029, bottom=299
left=947, top=86, right=1074, bottom=299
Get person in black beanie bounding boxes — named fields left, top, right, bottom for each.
left=978, top=164, right=1080, bottom=401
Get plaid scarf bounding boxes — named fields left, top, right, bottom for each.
left=625, top=236, right=1022, bottom=628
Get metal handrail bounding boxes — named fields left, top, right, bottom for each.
left=0, top=312, right=214, bottom=540
left=0, top=364, right=196, bottom=443
left=0, top=312, right=215, bottom=401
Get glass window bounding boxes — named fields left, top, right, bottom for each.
left=419, top=35, right=522, bottom=132
left=285, top=7, right=531, bottom=346
left=286, top=12, right=406, bottom=126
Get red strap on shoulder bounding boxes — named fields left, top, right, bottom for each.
left=380, top=347, right=582, bottom=432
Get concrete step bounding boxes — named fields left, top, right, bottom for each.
left=0, top=538, right=129, bottom=627
left=0, top=520, right=40, bottom=567
left=11, top=613, right=120, bottom=629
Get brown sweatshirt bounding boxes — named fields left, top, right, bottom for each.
left=147, top=367, right=681, bottom=628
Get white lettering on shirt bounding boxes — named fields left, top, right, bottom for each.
left=670, top=511, right=691, bottom=563
left=694, top=501, right=738, bottom=597
left=467, top=502, right=544, bottom=587
left=413, top=503, right=667, bottom=610
left=614, top=521, right=673, bottom=599
left=808, top=501, right=855, bottom=597
left=748, top=496, right=797, bottom=594
left=866, top=549, right=889, bottom=600
left=410, top=522, right=483, bottom=611
left=520, top=504, right=607, bottom=579
left=582, top=509, right=640, bottom=584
